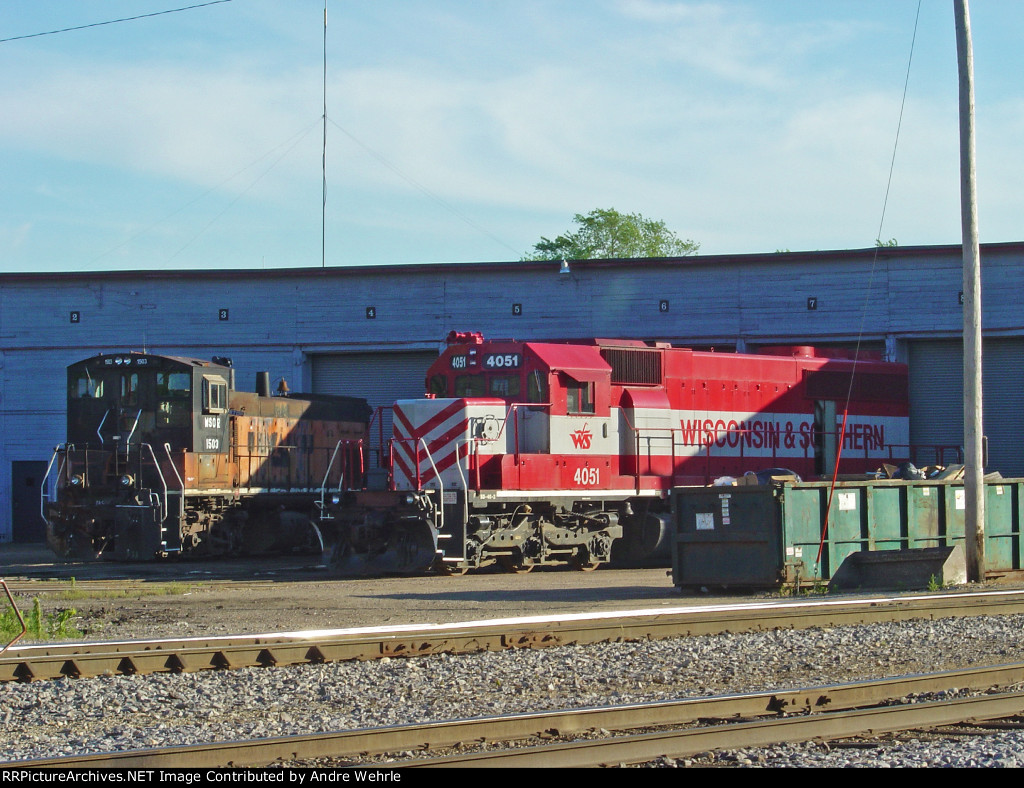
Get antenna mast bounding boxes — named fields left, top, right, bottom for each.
left=321, top=2, right=327, bottom=268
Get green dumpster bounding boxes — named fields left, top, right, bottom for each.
left=671, top=479, right=1024, bottom=589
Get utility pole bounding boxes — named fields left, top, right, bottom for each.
left=322, top=2, right=328, bottom=268
left=955, top=0, right=985, bottom=582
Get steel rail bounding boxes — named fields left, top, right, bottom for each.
left=11, top=662, right=1024, bottom=769
left=5, top=588, right=1024, bottom=682
left=1, top=579, right=284, bottom=594
left=406, top=690, right=1024, bottom=768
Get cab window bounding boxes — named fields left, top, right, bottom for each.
left=120, top=373, right=140, bottom=406
left=488, top=376, right=520, bottom=398
left=70, top=372, right=104, bottom=399
left=566, top=379, right=595, bottom=414
left=455, top=375, right=485, bottom=397
left=157, top=371, right=192, bottom=427
left=202, top=375, right=228, bottom=414
left=157, top=371, right=191, bottom=397
left=428, top=374, right=448, bottom=397
left=527, top=371, right=548, bottom=408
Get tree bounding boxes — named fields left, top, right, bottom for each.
left=522, top=208, right=699, bottom=261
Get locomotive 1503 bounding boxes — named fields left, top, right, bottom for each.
left=43, top=352, right=370, bottom=561
left=321, top=331, right=911, bottom=575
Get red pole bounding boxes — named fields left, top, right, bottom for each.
left=816, top=409, right=849, bottom=566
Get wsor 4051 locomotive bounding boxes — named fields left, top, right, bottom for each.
left=43, top=352, right=370, bottom=561
left=320, top=331, right=911, bottom=576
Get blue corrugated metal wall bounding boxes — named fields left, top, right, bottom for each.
left=2, top=242, right=1022, bottom=542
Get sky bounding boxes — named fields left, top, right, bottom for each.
left=0, top=0, right=1021, bottom=274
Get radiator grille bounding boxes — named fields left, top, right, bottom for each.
left=600, top=348, right=663, bottom=385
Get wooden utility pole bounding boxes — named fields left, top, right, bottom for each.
left=955, top=0, right=985, bottom=582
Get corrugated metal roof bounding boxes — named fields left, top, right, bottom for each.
left=4, top=241, right=1018, bottom=284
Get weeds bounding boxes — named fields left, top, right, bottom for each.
left=776, top=576, right=830, bottom=597
left=1, top=597, right=82, bottom=642
left=54, top=582, right=194, bottom=602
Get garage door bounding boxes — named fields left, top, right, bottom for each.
left=908, top=339, right=1024, bottom=476
left=311, top=351, right=439, bottom=463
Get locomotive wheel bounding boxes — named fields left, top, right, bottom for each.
left=499, top=557, right=534, bottom=574
left=570, top=554, right=601, bottom=572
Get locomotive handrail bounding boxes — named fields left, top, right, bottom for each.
left=160, top=442, right=185, bottom=527
left=386, top=400, right=551, bottom=497
left=453, top=437, right=481, bottom=538
left=389, top=436, right=445, bottom=536
left=370, top=406, right=392, bottom=472
left=130, top=443, right=168, bottom=526
left=617, top=409, right=924, bottom=485
left=458, top=402, right=546, bottom=492
left=122, top=409, right=142, bottom=452
left=417, top=438, right=444, bottom=535
left=39, top=445, right=69, bottom=528
left=96, top=411, right=108, bottom=447
left=316, top=439, right=366, bottom=516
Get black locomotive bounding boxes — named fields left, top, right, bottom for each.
left=43, top=352, right=370, bottom=561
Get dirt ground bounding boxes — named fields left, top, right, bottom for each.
left=0, top=543, right=692, bottom=642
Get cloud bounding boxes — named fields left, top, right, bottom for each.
left=0, top=53, right=323, bottom=193
left=1, top=2, right=1020, bottom=269
left=0, top=222, right=33, bottom=251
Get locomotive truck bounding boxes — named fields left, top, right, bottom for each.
left=319, top=332, right=911, bottom=575
left=43, top=352, right=371, bottom=561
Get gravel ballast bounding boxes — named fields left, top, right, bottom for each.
left=4, top=611, right=1024, bottom=768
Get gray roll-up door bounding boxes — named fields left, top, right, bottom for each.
left=909, top=338, right=1024, bottom=476
left=981, top=340, right=1024, bottom=476
left=908, top=340, right=963, bottom=467
left=311, top=351, right=439, bottom=464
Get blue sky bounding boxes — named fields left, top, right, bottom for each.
left=0, top=1, right=1020, bottom=273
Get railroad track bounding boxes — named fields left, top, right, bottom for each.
left=13, top=662, right=1024, bottom=768
left=6, top=588, right=1024, bottom=683
left=1, top=579, right=290, bottom=594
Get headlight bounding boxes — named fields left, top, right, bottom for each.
left=69, top=474, right=85, bottom=488
left=330, top=494, right=341, bottom=506
left=119, top=475, right=135, bottom=489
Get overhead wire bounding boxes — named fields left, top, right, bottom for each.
left=159, top=121, right=321, bottom=267
left=326, top=116, right=522, bottom=258
left=11, top=0, right=522, bottom=264
left=77, top=117, right=323, bottom=271
left=815, top=0, right=924, bottom=572
left=0, top=1, right=234, bottom=44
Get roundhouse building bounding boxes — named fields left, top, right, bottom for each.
left=2, top=242, right=1021, bottom=543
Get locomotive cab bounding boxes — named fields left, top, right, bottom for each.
left=66, top=353, right=231, bottom=457
left=51, top=353, right=237, bottom=559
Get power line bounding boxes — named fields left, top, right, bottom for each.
left=815, top=0, right=923, bottom=571
left=78, top=117, right=322, bottom=271
left=326, top=117, right=521, bottom=257
left=0, top=1, right=234, bottom=44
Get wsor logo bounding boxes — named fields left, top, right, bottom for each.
left=570, top=426, right=593, bottom=449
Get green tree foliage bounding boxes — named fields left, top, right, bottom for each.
left=522, top=208, right=699, bottom=261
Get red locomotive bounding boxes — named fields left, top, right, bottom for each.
left=323, top=331, right=910, bottom=575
